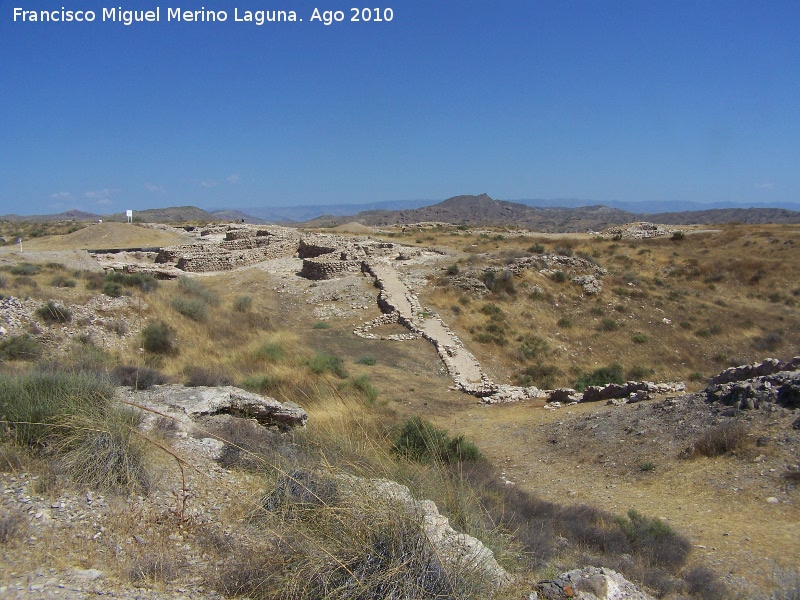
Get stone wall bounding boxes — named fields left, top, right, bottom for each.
left=300, top=258, right=365, bottom=280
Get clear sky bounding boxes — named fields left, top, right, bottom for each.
left=1, top=0, right=798, bottom=215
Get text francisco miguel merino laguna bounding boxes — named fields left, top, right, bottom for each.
left=14, top=7, right=312, bottom=25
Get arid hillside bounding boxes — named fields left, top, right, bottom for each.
left=0, top=220, right=798, bottom=600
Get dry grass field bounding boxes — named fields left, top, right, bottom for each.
left=1, top=220, right=798, bottom=599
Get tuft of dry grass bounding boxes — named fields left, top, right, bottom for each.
left=687, top=421, right=750, bottom=458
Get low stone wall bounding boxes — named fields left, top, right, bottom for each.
left=300, top=258, right=365, bottom=280
left=710, top=357, right=800, bottom=385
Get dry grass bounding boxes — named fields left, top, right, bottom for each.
left=418, top=224, right=800, bottom=389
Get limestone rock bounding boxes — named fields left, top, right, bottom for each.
left=334, top=473, right=512, bottom=588
left=155, top=384, right=308, bottom=428
left=535, top=567, right=655, bottom=600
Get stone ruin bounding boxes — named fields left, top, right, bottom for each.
left=604, top=222, right=678, bottom=239
left=148, top=225, right=401, bottom=279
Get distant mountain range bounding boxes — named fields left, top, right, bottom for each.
left=302, top=194, right=800, bottom=232
left=2, top=195, right=799, bottom=232
left=0, top=206, right=267, bottom=225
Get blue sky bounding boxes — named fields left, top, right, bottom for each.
left=1, top=0, right=798, bottom=215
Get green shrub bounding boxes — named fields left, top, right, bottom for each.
left=557, top=317, right=573, bottom=328
left=102, top=280, right=123, bottom=297
left=36, top=301, right=72, bottom=324
left=445, top=264, right=459, bottom=276
left=0, top=370, right=113, bottom=447
left=171, top=296, right=208, bottom=322
left=306, top=352, right=347, bottom=378
left=550, top=270, right=568, bottom=283
left=141, top=321, right=177, bottom=355
left=233, top=295, right=253, bottom=312
left=312, top=321, right=330, bottom=330
left=348, top=374, right=378, bottom=403
left=515, top=363, right=561, bottom=389
left=392, top=417, right=483, bottom=464
left=240, top=374, right=283, bottom=395
left=10, top=263, right=40, bottom=276
left=253, top=342, right=285, bottom=362
left=615, top=509, right=690, bottom=571
left=356, top=355, right=377, bottom=366
left=598, top=318, right=619, bottom=332
left=519, top=335, right=549, bottom=359
left=671, top=230, right=685, bottom=241
left=177, top=276, right=218, bottom=305
left=0, top=334, right=42, bottom=361
left=632, top=333, right=649, bottom=344
left=627, top=365, right=655, bottom=380
left=479, top=303, right=503, bottom=319
left=50, top=275, right=76, bottom=288
left=528, top=243, right=545, bottom=254
left=482, top=270, right=516, bottom=294
left=575, top=364, right=624, bottom=391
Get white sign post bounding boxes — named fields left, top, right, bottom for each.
left=18, top=238, right=22, bottom=253
left=126, top=210, right=133, bottom=224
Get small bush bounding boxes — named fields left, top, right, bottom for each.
left=0, top=509, right=27, bottom=544
left=557, top=317, right=573, bottom=328
left=689, top=422, right=749, bottom=457
left=671, top=230, right=685, bottom=241
left=141, top=321, right=177, bottom=355
left=682, top=565, right=729, bottom=600
left=312, top=321, right=330, bottom=330
left=356, top=355, right=377, bottom=366
left=240, top=374, right=283, bottom=395
left=36, top=301, right=72, bottom=324
left=550, top=270, right=568, bottom=283
left=50, top=275, right=76, bottom=288
left=183, top=367, right=232, bottom=387
left=598, top=318, right=620, bottom=332
left=479, top=302, right=503, bottom=319
left=102, top=280, right=123, bottom=297
left=445, top=264, right=459, bottom=276
left=639, top=461, right=656, bottom=472
left=111, top=365, right=167, bottom=390
left=253, top=342, right=285, bottom=362
left=632, top=333, right=649, bottom=344
left=177, top=276, right=219, bottom=305
left=519, top=335, right=549, bottom=360
left=528, top=243, right=545, bottom=254
left=515, top=363, right=561, bottom=389
left=482, top=269, right=516, bottom=295
left=171, top=296, right=208, bottom=322
left=233, top=295, right=253, bottom=312
left=627, top=365, right=655, bottom=380
left=575, top=364, right=624, bottom=391
left=0, top=334, right=42, bottom=361
left=10, top=262, right=40, bottom=276
left=348, top=375, right=378, bottom=403
left=392, top=417, right=483, bottom=464
left=306, top=352, right=347, bottom=378
left=104, top=319, right=128, bottom=336
left=615, top=509, right=690, bottom=571
left=58, top=406, right=151, bottom=493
